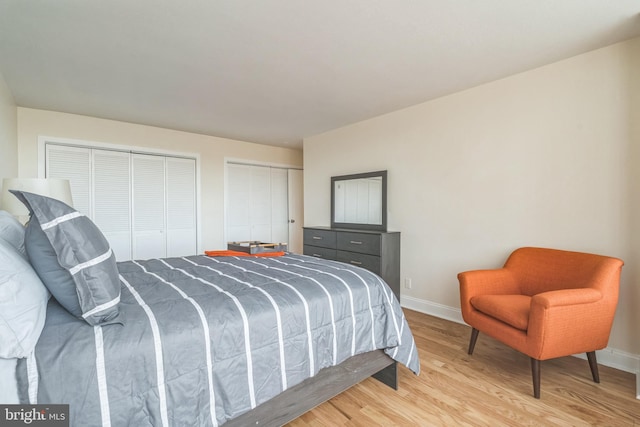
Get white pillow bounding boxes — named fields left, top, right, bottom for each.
left=0, top=210, right=25, bottom=257
left=0, top=237, right=50, bottom=358
left=0, top=358, right=19, bottom=403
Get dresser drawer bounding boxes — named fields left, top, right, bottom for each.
left=303, top=228, right=336, bottom=249
left=337, top=250, right=381, bottom=275
left=337, top=232, right=381, bottom=256
left=303, top=245, right=337, bottom=260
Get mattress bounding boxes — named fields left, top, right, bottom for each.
left=17, top=253, right=419, bottom=426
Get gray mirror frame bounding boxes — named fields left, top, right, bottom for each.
left=331, top=170, right=387, bottom=231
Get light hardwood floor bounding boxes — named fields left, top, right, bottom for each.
left=288, top=309, right=639, bottom=426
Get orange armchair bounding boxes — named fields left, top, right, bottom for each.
left=458, top=247, right=623, bottom=398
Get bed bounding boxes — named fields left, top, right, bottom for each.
left=0, top=191, right=420, bottom=427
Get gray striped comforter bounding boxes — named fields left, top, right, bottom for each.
left=17, top=253, right=420, bottom=426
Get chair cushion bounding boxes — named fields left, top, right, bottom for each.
left=470, top=294, right=531, bottom=331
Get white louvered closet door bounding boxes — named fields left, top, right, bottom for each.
left=93, top=149, right=132, bottom=261
left=45, top=142, right=198, bottom=261
left=166, top=157, right=196, bottom=257
left=132, top=154, right=166, bottom=260
left=46, top=145, right=92, bottom=215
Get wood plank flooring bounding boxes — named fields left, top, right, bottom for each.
left=287, top=309, right=639, bottom=426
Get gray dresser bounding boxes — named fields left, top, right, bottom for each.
left=303, top=226, right=401, bottom=300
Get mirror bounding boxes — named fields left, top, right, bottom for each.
left=331, top=170, right=387, bottom=231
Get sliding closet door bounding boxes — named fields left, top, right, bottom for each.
left=249, top=166, right=272, bottom=242
left=166, top=157, right=197, bottom=257
left=225, top=163, right=290, bottom=245
left=46, top=144, right=133, bottom=260
left=46, top=145, right=92, bottom=214
left=227, top=163, right=276, bottom=243
left=93, top=149, right=132, bottom=261
left=270, top=168, right=289, bottom=244
left=226, top=164, right=251, bottom=242
left=132, top=154, right=166, bottom=260
left=45, top=142, right=198, bottom=261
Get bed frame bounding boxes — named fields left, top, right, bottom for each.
left=224, top=350, right=397, bottom=427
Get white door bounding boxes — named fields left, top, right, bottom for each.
left=249, top=166, right=272, bottom=242
left=132, top=154, right=166, bottom=259
left=226, top=164, right=252, bottom=242
left=225, top=163, right=295, bottom=249
left=44, top=142, right=199, bottom=262
left=46, top=144, right=92, bottom=215
left=166, top=157, right=197, bottom=257
left=271, top=168, right=289, bottom=245
left=287, top=169, right=303, bottom=254
left=93, top=149, right=132, bottom=261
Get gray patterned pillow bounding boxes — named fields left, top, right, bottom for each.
left=10, top=190, right=120, bottom=325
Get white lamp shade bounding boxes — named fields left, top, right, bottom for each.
left=1, top=178, right=74, bottom=218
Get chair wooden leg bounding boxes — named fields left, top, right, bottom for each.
left=531, top=358, right=541, bottom=399
left=468, top=328, right=479, bottom=355
left=587, top=351, right=600, bottom=383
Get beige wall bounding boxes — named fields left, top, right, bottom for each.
left=17, top=108, right=303, bottom=250
left=304, top=38, right=640, bottom=361
left=629, top=38, right=640, bottom=375
left=0, top=71, right=17, bottom=193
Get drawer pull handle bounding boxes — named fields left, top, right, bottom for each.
left=312, top=254, right=323, bottom=257
left=350, top=260, right=362, bottom=265
left=350, top=241, right=363, bottom=245
left=312, top=236, right=323, bottom=240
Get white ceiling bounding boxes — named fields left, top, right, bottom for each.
left=0, top=1, right=639, bottom=150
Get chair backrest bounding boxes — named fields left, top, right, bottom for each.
left=504, top=247, right=624, bottom=297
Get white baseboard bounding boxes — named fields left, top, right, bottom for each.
left=400, top=294, right=640, bottom=398
left=401, top=295, right=465, bottom=325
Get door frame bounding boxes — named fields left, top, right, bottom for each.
left=287, top=169, right=304, bottom=254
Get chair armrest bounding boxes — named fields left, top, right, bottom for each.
left=458, top=269, right=519, bottom=323
left=528, top=288, right=610, bottom=359
left=532, top=288, right=602, bottom=308
left=458, top=269, right=520, bottom=298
